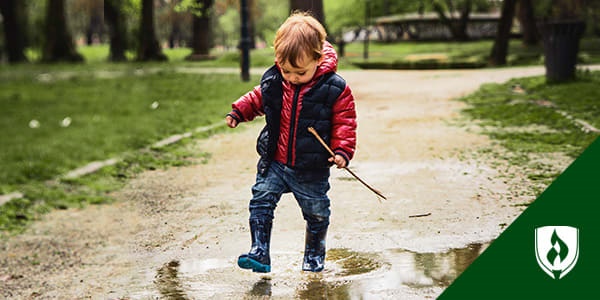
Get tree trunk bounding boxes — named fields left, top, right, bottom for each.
left=186, top=0, right=214, bottom=61
left=0, top=0, right=28, bottom=63
left=432, top=0, right=471, bottom=41
left=289, top=0, right=326, bottom=29
left=456, top=0, right=472, bottom=41
left=517, top=0, right=539, bottom=46
left=137, top=0, right=167, bottom=61
left=42, top=0, right=83, bottom=62
left=104, top=0, right=127, bottom=62
left=86, top=1, right=104, bottom=45
left=169, top=20, right=181, bottom=49
left=489, top=0, right=517, bottom=66
left=248, top=0, right=256, bottom=49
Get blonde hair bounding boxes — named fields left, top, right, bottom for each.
left=273, top=11, right=327, bottom=68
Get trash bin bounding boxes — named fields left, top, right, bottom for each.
left=538, top=20, right=586, bottom=82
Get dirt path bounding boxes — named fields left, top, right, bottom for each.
left=1, top=67, right=571, bottom=299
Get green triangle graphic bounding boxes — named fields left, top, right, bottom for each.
left=439, top=137, right=600, bottom=299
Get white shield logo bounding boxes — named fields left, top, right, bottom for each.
left=535, top=226, right=579, bottom=279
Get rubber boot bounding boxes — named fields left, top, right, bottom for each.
left=238, top=219, right=272, bottom=273
left=302, top=226, right=327, bottom=272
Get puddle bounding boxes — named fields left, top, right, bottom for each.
left=154, top=242, right=489, bottom=299
left=247, top=277, right=273, bottom=297
left=295, top=275, right=353, bottom=299
left=386, top=242, right=488, bottom=288
left=155, top=260, right=188, bottom=299
left=327, top=248, right=382, bottom=276
left=178, top=257, right=227, bottom=275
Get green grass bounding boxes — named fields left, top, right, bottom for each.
left=0, top=48, right=260, bottom=236
left=0, top=70, right=256, bottom=187
left=343, top=38, right=600, bottom=68
left=0, top=140, right=212, bottom=234
left=458, top=70, right=600, bottom=191
left=17, top=44, right=278, bottom=68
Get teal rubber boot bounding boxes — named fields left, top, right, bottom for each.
left=238, top=219, right=272, bottom=273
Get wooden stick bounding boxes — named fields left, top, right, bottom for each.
left=409, top=213, right=431, bottom=218
left=308, top=127, right=387, bottom=200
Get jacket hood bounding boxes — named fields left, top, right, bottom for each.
left=275, top=41, right=338, bottom=80
left=315, top=41, right=338, bottom=77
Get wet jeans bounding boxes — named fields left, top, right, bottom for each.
left=249, top=161, right=331, bottom=232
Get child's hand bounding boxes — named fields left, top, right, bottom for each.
left=329, top=154, right=347, bottom=169
left=225, top=115, right=238, bottom=128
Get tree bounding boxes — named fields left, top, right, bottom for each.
left=156, top=0, right=192, bottom=49
left=517, top=0, right=539, bottom=46
left=165, top=1, right=186, bottom=49
left=253, top=0, right=287, bottom=43
left=290, top=0, right=326, bottom=28
left=431, top=0, right=473, bottom=41
left=67, top=0, right=106, bottom=45
left=489, top=0, right=517, bottom=66
left=85, top=0, right=104, bottom=45
left=105, top=0, right=127, bottom=61
left=247, top=0, right=256, bottom=48
left=325, top=0, right=429, bottom=37
left=42, top=0, right=84, bottom=62
left=186, top=0, right=215, bottom=60
left=168, top=16, right=184, bottom=49
left=0, top=0, right=28, bottom=63
left=137, top=0, right=167, bottom=61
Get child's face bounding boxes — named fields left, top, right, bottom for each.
left=279, top=55, right=320, bottom=85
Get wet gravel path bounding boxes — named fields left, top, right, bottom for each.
left=0, top=66, right=577, bottom=299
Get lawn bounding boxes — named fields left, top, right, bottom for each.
left=0, top=71, right=256, bottom=187
left=0, top=48, right=259, bottom=235
left=460, top=72, right=600, bottom=158
left=342, top=38, right=600, bottom=68
left=458, top=71, right=600, bottom=194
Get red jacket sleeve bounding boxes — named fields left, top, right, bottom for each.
left=331, top=85, right=357, bottom=164
left=229, top=85, right=264, bottom=122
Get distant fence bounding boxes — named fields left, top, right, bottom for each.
left=344, top=12, right=510, bottom=42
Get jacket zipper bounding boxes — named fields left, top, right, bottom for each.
left=287, top=85, right=301, bottom=166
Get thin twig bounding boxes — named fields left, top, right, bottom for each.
left=409, top=213, right=431, bottom=218
left=308, top=127, right=387, bottom=200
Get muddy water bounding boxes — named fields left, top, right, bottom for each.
left=151, top=243, right=488, bottom=299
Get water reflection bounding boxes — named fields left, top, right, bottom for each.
left=155, top=260, right=188, bottom=300
left=327, top=248, right=382, bottom=276
left=295, top=274, right=352, bottom=300
left=365, top=242, right=489, bottom=291
left=248, top=277, right=272, bottom=297
left=410, top=243, right=484, bottom=287
left=292, top=243, right=488, bottom=299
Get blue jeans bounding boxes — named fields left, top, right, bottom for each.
left=249, top=161, right=331, bottom=232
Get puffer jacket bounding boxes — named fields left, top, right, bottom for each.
left=229, top=42, right=357, bottom=174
